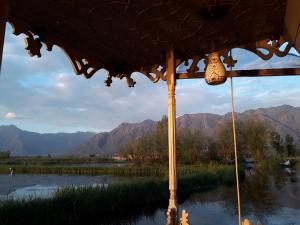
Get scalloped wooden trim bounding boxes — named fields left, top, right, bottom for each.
left=8, top=18, right=294, bottom=87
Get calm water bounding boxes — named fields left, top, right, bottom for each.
left=136, top=170, right=300, bottom=225
left=0, top=170, right=299, bottom=225
left=0, top=174, right=127, bottom=200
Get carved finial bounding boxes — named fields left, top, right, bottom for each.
left=180, top=210, right=189, bottom=225
left=242, top=218, right=262, bottom=225
left=242, top=219, right=252, bottom=225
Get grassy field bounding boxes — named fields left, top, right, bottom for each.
left=0, top=164, right=241, bottom=225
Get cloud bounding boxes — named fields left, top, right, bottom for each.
left=3, top=112, right=22, bottom=120
left=76, top=108, right=87, bottom=112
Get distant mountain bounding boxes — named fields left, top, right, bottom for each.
left=0, top=125, right=95, bottom=156
left=236, top=105, right=300, bottom=137
left=72, top=120, right=156, bottom=156
left=72, top=105, right=300, bottom=156
left=2, top=105, right=300, bottom=157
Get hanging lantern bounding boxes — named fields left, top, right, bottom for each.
left=204, top=52, right=227, bottom=85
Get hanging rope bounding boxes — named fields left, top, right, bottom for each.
left=229, top=50, right=242, bottom=225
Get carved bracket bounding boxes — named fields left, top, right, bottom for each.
left=104, top=73, right=136, bottom=88
left=242, top=36, right=293, bottom=60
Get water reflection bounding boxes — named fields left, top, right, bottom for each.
left=0, top=174, right=127, bottom=200
left=0, top=170, right=299, bottom=225
left=136, top=170, right=300, bottom=225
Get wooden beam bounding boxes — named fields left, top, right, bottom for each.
left=177, top=68, right=300, bottom=79
left=0, top=0, right=9, bottom=72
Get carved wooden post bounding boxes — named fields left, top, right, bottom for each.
left=0, top=0, right=9, bottom=72
left=166, top=48, right=178, bottom=225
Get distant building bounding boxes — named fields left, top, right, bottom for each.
left=111, top=155, right=126, bottom=161
left=127, top=154, right=134, bottom=161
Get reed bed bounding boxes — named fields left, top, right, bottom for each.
left=0, top=163, right=243, bottom=178
left=0, top=165, right=241, bottom=225
left=0, top=165, right=165, bottom=177
left=0, top=157, right=119, bottom=165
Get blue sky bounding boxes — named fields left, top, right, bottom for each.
left=1, top=23, right=300, bottom=133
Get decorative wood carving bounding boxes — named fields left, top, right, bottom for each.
left=242, top=219, right=262, bottom=225
left=7, top=0, right=293, bottom=87
left=180, top=210, right=190, bottom=225
left=10, top=18, right=294, bottom=87
left=242, top=36, right=293, bottom=60
left=24, top=32, right=43, bottom=57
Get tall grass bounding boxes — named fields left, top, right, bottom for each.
left=0, top=165, right=165, bottom=177
left=0, top=157, right=118, bottom=166
left=0, top=165, right=241, bottom=225
left=0, top=163, right=244, bottom=178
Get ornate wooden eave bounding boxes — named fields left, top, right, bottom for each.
left=3, top=0, right=299, bottom=87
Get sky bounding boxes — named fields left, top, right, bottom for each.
left=1, top=23, right=300, bottom=133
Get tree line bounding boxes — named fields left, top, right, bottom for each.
left=119, top=116, right=300, bottom=165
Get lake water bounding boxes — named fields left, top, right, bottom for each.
left=0, top=170, right=299, bottom=225
left=136, top=170, right=300, bottom=225
left=0, top=174, right=127, bottom=200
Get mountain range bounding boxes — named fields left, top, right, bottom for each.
left=0, top=105, right=300, bottom=156
left=73, top=104, right=300, bottom=156
left=0, top=125, right=94, bottom=156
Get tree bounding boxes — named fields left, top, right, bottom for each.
left=120, top=115, right=211, bottom=165
left=0, top=150, right=10, bottom=159
left=216, top=120, right=244, bottom=162
left=285, top=134, right=296, bottom=156
left=216, top=116, right=271, bottom=161
left=270, top=131, right=284, bottom=156
left=241, top=116, right=271, bottom=160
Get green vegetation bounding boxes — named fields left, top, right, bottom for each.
left=0, top=156, right=120, bottom=166
left=0, top=162, right=238, bottom=178
left=0, top=165, right=240, bottom=225
left=121, top=115, right=300, bottom=165
left=216, top=117, right=271, bottom=161
left=0, top=151, right=10, bottom=159
left=270, top=132, right=298, bottom=157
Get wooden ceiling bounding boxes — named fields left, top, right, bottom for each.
left=6, top=0, right=298, bottom=85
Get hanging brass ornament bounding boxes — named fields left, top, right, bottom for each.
left=204, top=52, right=227, bottom=85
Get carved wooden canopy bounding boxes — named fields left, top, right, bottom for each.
left=5, top=0, right=300, bottom=86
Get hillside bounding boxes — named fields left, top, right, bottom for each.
left=0, top=125, right=95, bottom=156
left=71, top=120, right=156, bottom=156
left=1, top=105, right=299, bottom=157
left=72, top=105, right=300, bottom=156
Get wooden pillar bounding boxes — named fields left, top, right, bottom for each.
left=166, top=48, right=178, bottom=225
left=0, top=0, right=9, bottom=72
